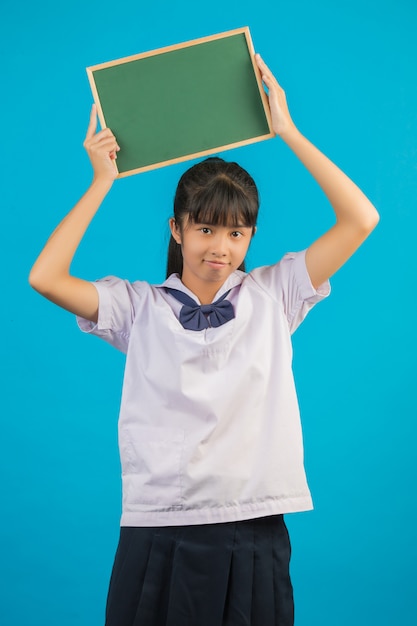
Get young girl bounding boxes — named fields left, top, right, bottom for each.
left=29, top=54, right=379, bottom=626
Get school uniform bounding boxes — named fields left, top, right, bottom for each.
left=77, top=249, right=330, bottom=626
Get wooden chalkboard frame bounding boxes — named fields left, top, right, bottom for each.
left=86, top=27, right=274, bottom=177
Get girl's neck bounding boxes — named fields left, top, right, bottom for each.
left=180, top=276, right=226, bottom=304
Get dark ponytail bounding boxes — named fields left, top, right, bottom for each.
left=167, top=234, right=184, bottom=278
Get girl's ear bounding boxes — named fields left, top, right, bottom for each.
left=169, top=218, right=182, bottom=244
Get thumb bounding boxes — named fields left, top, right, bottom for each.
left=85, top=104, right=97, bottom=141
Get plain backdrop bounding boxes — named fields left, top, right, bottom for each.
left=1, top=1, right=416, bottom=624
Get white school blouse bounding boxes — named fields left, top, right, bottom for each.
left=77, top=250, right=330, bottom=526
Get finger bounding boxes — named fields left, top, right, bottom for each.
left=86, top=128, right=119, bottom=150
left=255, top=54, right=272, bottom=88
left=87, top=134, right=120, bottom=156
left=255, top=53, right=280, bottom=87
left=92, top=128, right=115, bottom=143
left=85, top=104, right=97, bottom=141
left=255, top=53, right=269, bottom=74
left=96, top=135, right=120, bottom=152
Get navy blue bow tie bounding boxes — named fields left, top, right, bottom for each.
left=166, top=288, right=235, bottom=330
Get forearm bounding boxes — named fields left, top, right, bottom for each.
left=29, top=178, right=112, bottom=291
left=280, top=126, right=379, bottom=231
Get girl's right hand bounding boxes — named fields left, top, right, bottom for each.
left=83, top=104, right=120, bottom=183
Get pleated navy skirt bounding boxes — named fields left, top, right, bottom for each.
left=105, top=515, right=294, bottom=626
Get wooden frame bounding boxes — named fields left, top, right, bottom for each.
left=87, top=27, right=274, bottom=177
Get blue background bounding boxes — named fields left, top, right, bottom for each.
left=1, top=0, right=416, bottom=624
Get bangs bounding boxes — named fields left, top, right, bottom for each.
left=186, top=175, right=258, bottom=228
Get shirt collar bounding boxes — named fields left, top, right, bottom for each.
left=155, top=270, right=246, bottom=304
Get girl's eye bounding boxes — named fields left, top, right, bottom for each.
left=200, top=227, right=212, bottom=234
left=231, top=231, right=243, bottom=238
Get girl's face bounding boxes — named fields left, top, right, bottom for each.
left=169, top=216, right=254, bottom=301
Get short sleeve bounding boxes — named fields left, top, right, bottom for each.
left=76, top=276, right=144, bottom=353
left=250, top=249, right=330, bottom=333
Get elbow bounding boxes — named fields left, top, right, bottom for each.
left=364, top=205, right=380, bottom=234
left=336, top=204, right=380, bottom=243
left=29, top=264, right=70, bottom=300
left=28, top=265, right=53, bottom=296
left=28, top=266, right=44, bottom=294
left=355, top=204, right=380, bottom=237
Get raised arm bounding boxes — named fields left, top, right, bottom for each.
left=255, top=54, right=379, bottom=289
left=29, top=106, right=120, bottom=322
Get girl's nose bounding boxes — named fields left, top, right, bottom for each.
left=210, top=243, right=227, bottom=257
left=209, top=233, right=228, bottom=256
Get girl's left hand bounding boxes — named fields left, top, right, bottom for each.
left=255, top=54, right=296, bottom=137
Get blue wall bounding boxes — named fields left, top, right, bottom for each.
left=2, top=1, right=416, bottom=624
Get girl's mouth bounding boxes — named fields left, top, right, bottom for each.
left=204, top=260, right=228, bottom=268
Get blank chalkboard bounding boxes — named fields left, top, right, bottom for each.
left=86, top=27, right=274, bottom=177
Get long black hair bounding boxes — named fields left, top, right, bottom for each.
left=166, top=157, right=259, bottom=277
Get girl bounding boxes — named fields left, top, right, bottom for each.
left=29, top=54, right=379, bottom=626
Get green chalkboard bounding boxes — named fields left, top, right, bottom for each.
left=87, top=27, right=274, bottom=177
